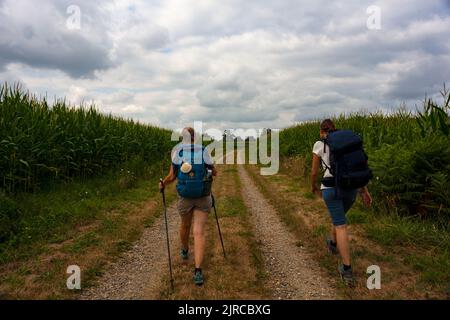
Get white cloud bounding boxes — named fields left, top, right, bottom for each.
left=121, top=104, right=145, bottom=114
left=67, top=85, right=88, bottom=105
left=0, top=0, right=449, bottom=131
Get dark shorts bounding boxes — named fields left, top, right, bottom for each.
left=177, top=195, right=213, bottom=216
left=322, top=188, right=357, bottom=226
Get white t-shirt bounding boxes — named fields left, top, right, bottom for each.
left=312, top=141, right=333, bottom=190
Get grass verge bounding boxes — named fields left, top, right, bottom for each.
left=0, top=166, right=175, bottom=299
left=245, top=162, right=449, bottom=299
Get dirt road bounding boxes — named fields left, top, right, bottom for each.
left=238, top=166, right=336, bottom=299
left=79, top=165, right=337, bottom=300
left=80, top=203, right=180, bottom=300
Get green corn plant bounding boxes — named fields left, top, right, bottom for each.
left=416, top=85, right=450, bottom=138
left=278, top=85, right=450, bottom=223
left=0, top=82, right=175, bottom=193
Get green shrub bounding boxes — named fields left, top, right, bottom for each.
left=370, top=136, right=450, bottom=223
left=0, top=193, right=19, bottom=242
left=279, top=87, right=450, bottom=224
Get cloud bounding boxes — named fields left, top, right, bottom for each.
left=67, top=85, right=89, bottom=105
left=0, top=0, right=449, bottom=131
left=0, top=0, right=115, bottom=77
left=121, top=104, right=145, bottom=114
left=196, top=73, right=260, bottom=109
left=386, top=55, right=450, bottom=100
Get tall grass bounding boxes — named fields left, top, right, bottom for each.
left=280, top=87, right=450, bottom=224
left=0, top=83, right=174, bottom=193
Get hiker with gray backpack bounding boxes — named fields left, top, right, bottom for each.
left=159, top=127, right=217, bottom=286
left=311, top=119, right=373, bottom=287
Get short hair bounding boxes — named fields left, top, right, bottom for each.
left=320, top=119, right=336, bottom=133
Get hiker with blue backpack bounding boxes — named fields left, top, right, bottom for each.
left=159, top=127, right=217, bottom=286
left=311, top=119, right=373, bottom=287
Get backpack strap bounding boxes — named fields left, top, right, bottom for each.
left=320, top=158, right=332, bottom=173
left=320, top=139, right=332, bottom=172
left=322, top=137, right=327, bottom=154
left=326, top=138, right=339, bottom=198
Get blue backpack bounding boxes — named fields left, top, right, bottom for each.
left=174, top=144, right=212, bottom=199
left=322, top=130, right=373, bottom=190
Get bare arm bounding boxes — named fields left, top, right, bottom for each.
left=159, top=164, right=177, bottom=190
left=360, top=186, right=373, bottom=207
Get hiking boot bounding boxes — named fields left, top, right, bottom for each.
left=181, top=249, right=189, bottom=260
left=193, top=269, right=204, bottom=286
left=338, top=264, right=355, bottom=288
left=326, top=238, right=338, bottom=255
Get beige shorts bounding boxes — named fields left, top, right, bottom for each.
left=177, top=195, right=213, bottom=216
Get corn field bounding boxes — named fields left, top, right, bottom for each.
left=0, top=83, right=174, bottom=193
left=280, top=87, right=450, bottom=223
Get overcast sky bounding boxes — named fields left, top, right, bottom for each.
left=1, top=0, right=449, bottom=134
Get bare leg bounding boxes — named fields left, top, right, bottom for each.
left=335, top=225, right=351, bottom=265
left=180, top=210, right=193, bottom=251
left=192, top=209, right=208, bottom=269
left=330, top=224, right=337, bottom=243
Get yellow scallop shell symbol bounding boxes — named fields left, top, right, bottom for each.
left=181, top=162, right=192, bottom=174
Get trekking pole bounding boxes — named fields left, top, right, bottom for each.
left=160, top=179, right=174, bottom=291
left=211, top=194, right=226, bottom=259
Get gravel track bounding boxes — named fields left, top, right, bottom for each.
left=80, top=202, right=179, bottom=300
left=238, top=166, right=337, bottom=300
left=80, top=165, right=337, bottom=300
